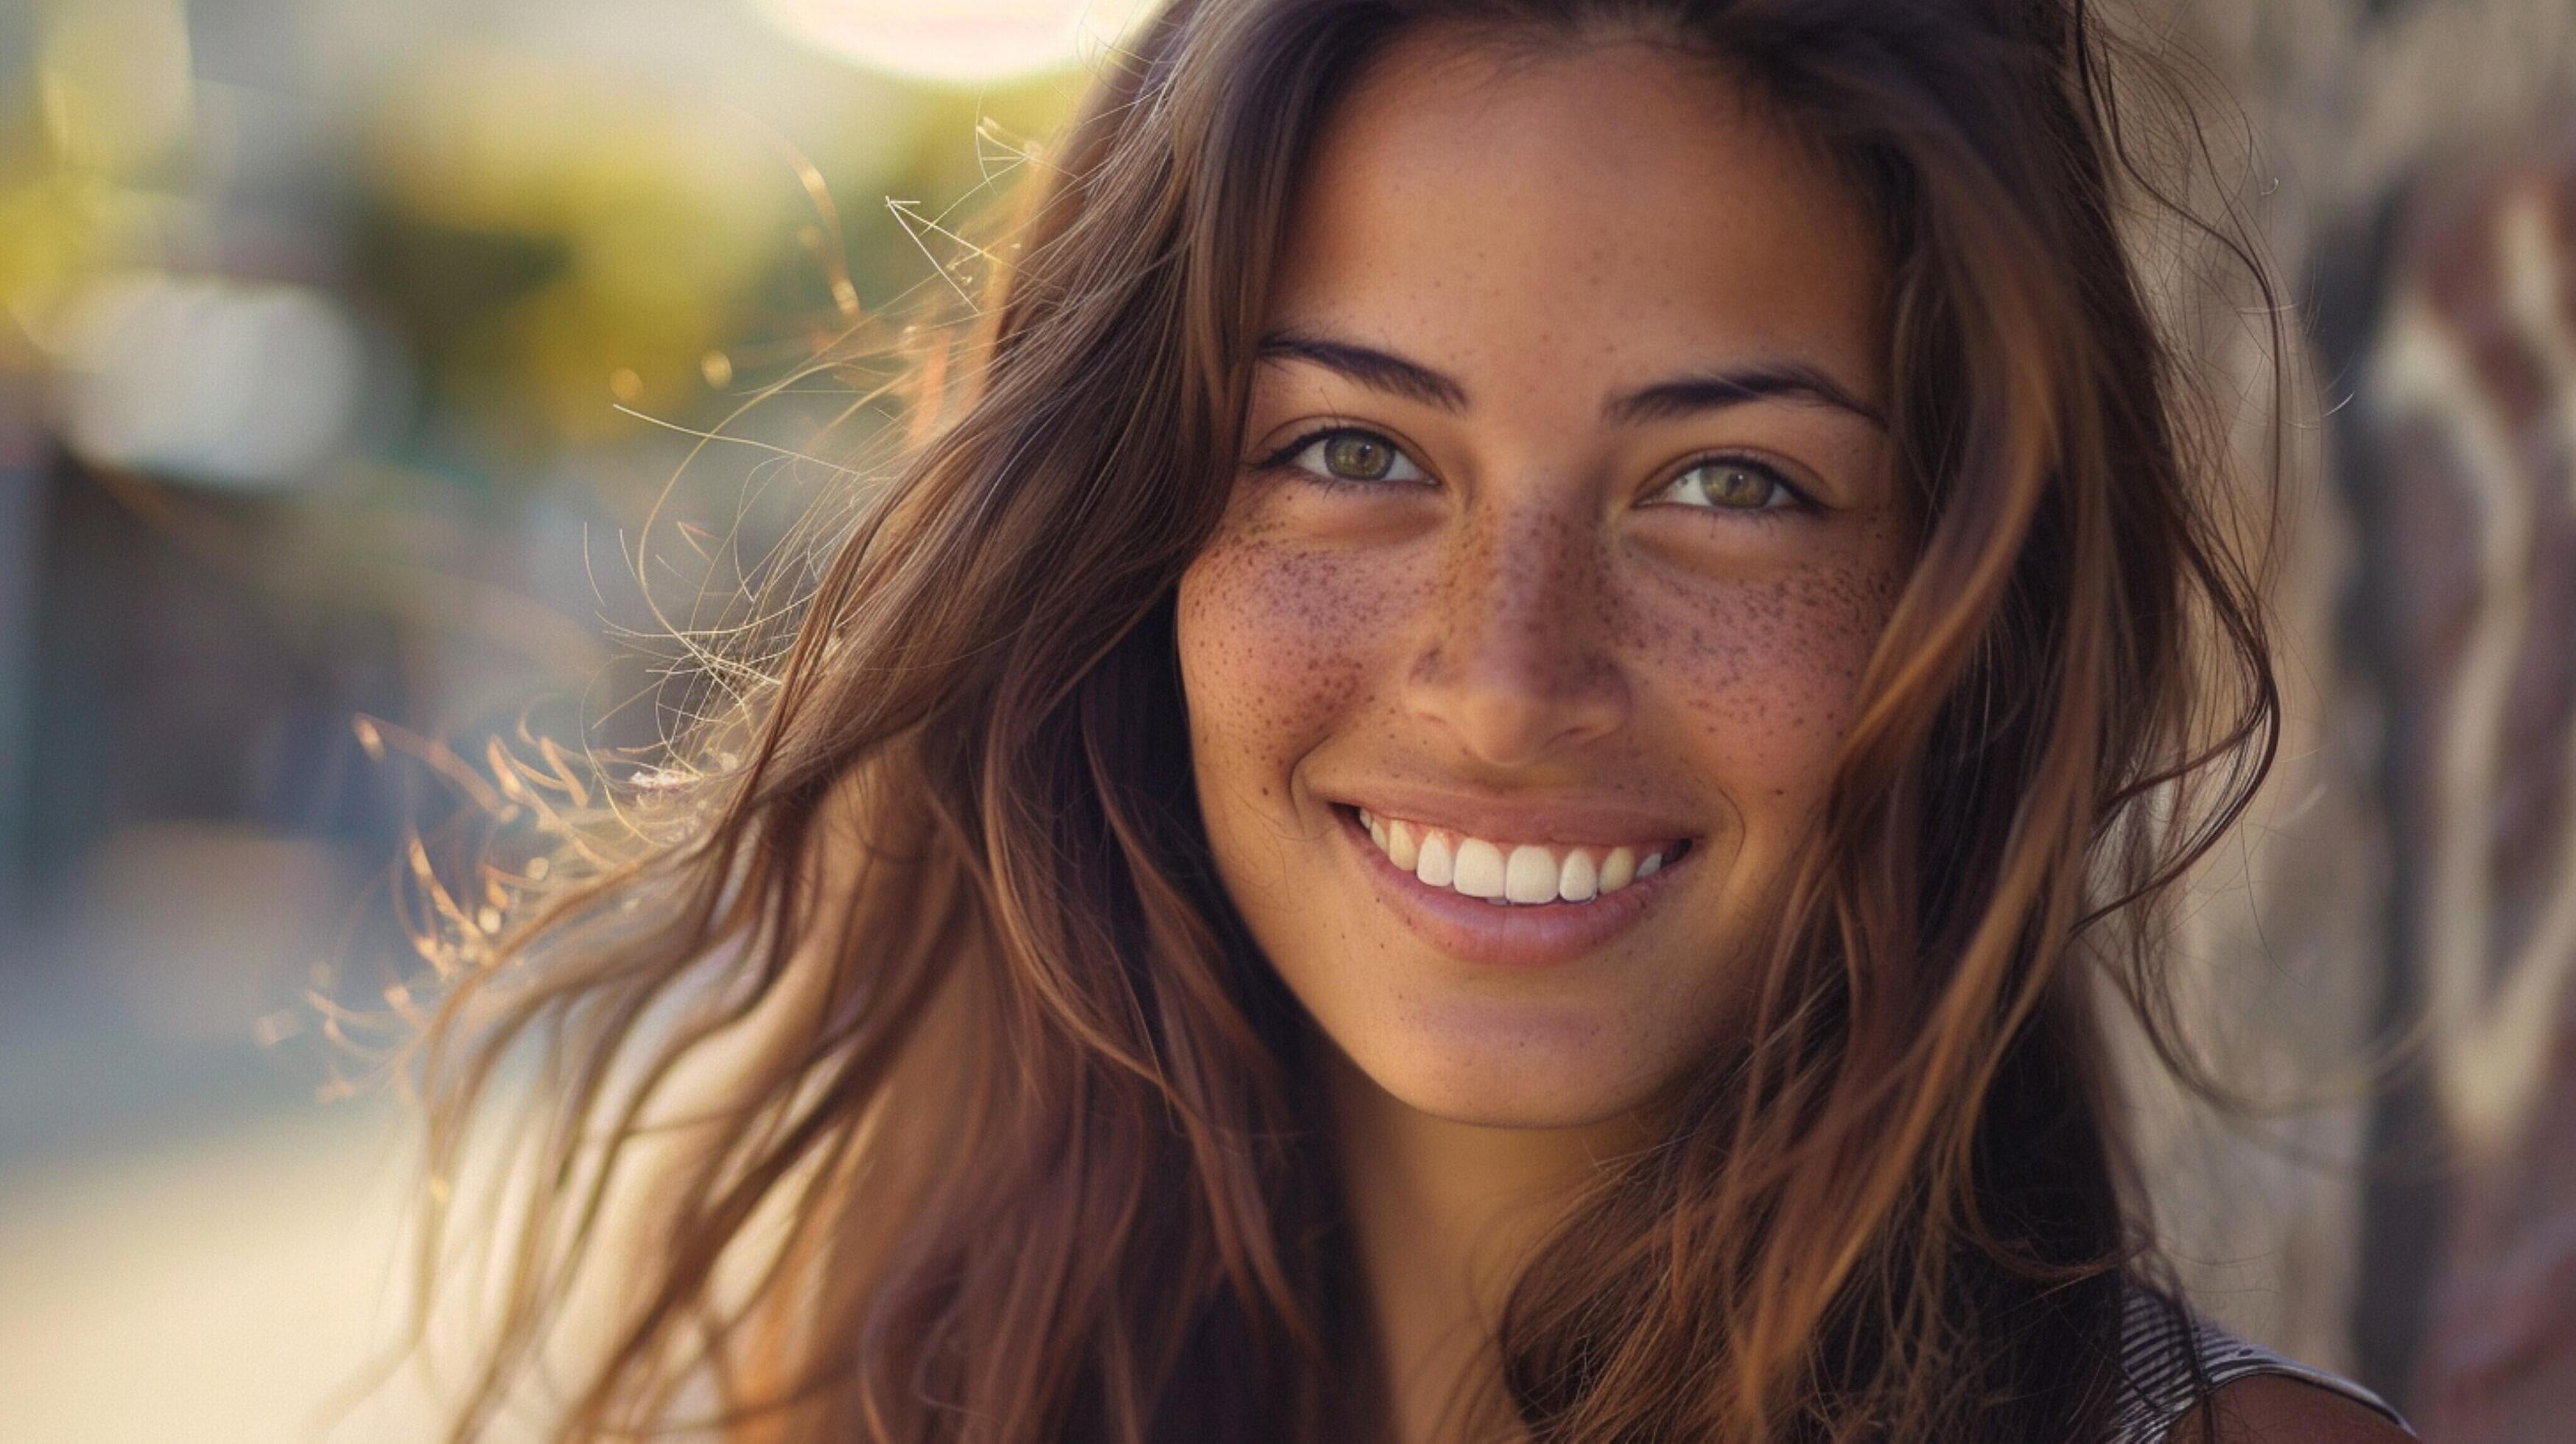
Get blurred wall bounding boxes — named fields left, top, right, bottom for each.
left=2123, top=1, right=2576, bottom=1436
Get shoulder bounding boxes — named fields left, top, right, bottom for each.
left=2163, top=1373, right=2418, bottom=1443
left=2108, top=1285, right=2416, bottom=1443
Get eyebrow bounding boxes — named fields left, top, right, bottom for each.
left=1254, top=328, right=1887, bottom=432
left=1255, top=331, right=1469, bottom=411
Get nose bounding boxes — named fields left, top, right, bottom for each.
left=1403, top=497, right=1629, bottom=768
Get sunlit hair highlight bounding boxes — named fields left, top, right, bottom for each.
left=401, top=1, right=2287, bottom=1439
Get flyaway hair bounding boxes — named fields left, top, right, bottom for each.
left=401, top=1, right=2286, bottom=1438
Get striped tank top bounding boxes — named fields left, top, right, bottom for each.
left=2108, top=1286, right=2413, bottom=1441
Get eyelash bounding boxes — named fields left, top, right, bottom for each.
left=1660, top=455, right=1815, bottom=518
left=1250, top=424, right=1818, bottom=517
left=1252, top=425, right=1431, bottom=491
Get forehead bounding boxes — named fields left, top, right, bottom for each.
left=1266, top=29, right=1887, bottom=402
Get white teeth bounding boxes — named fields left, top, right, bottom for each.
left=1557, top=849, right=1598, bottom=902
left=1598, top=847, right=1636, bottom=892
left=1356, top=807, right=1682, bottom=908
left=1505, top=844, right=1559, bottom=903
left=1415, top=832, right=1456, bottom=888
left=1452, top=838, right=1506, bottom=899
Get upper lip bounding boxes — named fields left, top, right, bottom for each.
left=1325, top=782, right=1702, bottom=849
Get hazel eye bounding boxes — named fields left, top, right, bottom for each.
left=1276, top=428, right=1428, bottom=486
left=1657, top=457, right=1800, bottom=512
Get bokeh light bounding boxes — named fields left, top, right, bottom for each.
left=54, top=272, right=371, bottom=489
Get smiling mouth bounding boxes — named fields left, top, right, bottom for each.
left=1341, top=804, right=1695, bottom=906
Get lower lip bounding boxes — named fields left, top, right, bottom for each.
left=1336, top=806, right=1693, bottom=969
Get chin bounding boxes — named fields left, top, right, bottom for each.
left=1336, top=998, right=1669, bottom=1130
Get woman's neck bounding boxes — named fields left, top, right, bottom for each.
left=1324, top=1050, right=1646, bottom=1444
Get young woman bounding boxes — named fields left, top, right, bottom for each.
left=411, top=1, right=2419, bottom=1438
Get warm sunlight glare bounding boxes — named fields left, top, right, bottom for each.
left=751, top=0, right=1157, bottom=85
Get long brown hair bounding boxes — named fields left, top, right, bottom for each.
left=404, top=1, right=2286, bottom=1437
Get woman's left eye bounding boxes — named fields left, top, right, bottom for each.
left=1654, top=457, right=1805, bottom=514
left=1268, top=427, right=1429, bottom=486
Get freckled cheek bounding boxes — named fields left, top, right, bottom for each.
left=1175, top=539, right=1400, bottom=782
left=1712, top=652, right=1861, bottom=803
left=1636, top=569, right=1893, bottom=806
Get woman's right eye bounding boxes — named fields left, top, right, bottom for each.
left=1264, top=427, right=1430, bottom=487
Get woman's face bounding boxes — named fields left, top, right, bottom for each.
left=1176, top=32, right=1909, bottom=1129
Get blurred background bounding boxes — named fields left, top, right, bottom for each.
left=0, top=0, right=2569, bottom=1438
